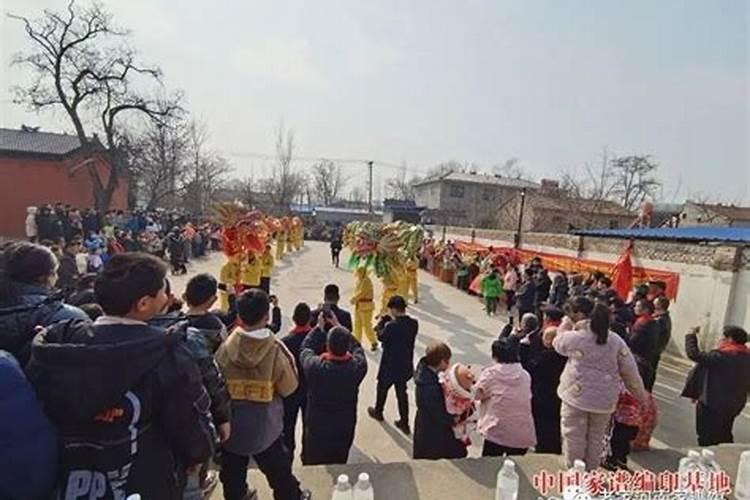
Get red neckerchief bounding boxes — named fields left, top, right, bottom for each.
left=544, top=319, right=562, bottom=329
left=634, top=313, right=653, bottom=327
left=320, top=349, right=353, bottom=362
left=289, top=325, right=311, bottom=336
left=718, top=339, right=749, bottom=355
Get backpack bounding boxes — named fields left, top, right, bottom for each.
left=0, top=297, right=64, bottom=365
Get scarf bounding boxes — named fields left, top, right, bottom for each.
left=320, top=349, right=353, bottom=362
left=634, top=313, right=654, bottom=327
left=718, top=339, right=749, bottom=355
left=289, top=325, right=311, bottom=336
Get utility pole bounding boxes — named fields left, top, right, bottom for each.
left=515, top=188, right=527, bottom=248
left=367, top=160, right=374, bottom=214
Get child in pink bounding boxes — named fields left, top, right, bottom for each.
left=439, top=363, right=476, bottom=446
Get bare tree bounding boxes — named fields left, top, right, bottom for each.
left=181, top=120, right=231, bottom=214
left=424, top=161, right=464, bottom=179
left=492, top=157, right=530, bottom=180
left=262, top=123, right=305, bottom=213
left=129, top=110, right=190, bottom=209
left=311, top=159, right=346, bottom=206
left=349, top=186, right=367, bottom=203
left=9, top=1, right=181, bottom=210
left=609, top=155, right=661, bottom=211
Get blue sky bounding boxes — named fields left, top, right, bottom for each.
left=1, top=0, right=748, bottom=202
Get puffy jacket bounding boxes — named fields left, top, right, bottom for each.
left=27, top=318, right=214, bottom=499
left=553, top=320, right=645, bottom=414
left=150, top=313, right=231, bottom=427
left=299, top=327, right=367, bottom=465
left=475, top=362, right=536, bottom=449
left=413, top=357, right=467, bottom=460
left=0, top=285, right=87, bottom=365
left=0, top=350, right=58, bottom=500
left=481, top=274, right=503, bottom=298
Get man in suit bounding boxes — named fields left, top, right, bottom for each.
left=367, top=296, right=418, bottom=435
left=311, top=284, right=353, bottom=332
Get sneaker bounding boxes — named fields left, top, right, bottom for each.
left=367, top=407, right=384, bottom=422
left=395, top=419, right=411, bottom=436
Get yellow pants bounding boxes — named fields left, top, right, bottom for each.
left=354, top=307, right=377, bottom=347
left=379, top=286, right=398, bottom=317
left=276, top=242, right=284, bottom=260
left=218, top=290, right=231, bottom=312
left=408, top=274, right=418, bottom=302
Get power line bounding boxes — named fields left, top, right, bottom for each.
left=219, top=149, right=426, bottom=175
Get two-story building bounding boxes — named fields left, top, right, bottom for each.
left=413, top=171, right=539, bottom=228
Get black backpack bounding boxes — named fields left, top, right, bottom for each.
left=0, top=297, right=64, bottom=365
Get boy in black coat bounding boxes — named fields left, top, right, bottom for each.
left=367, top=295, right=418, bottom=435
left=281, top=302, right=314, bottom=461
left=300, top=314, right=367, bottom=465
left=412, top=341, right=467, bottom=460
left=27, top=253, right=214, bottom=499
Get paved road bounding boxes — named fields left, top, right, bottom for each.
left=174, top=241, right=749, bottom=467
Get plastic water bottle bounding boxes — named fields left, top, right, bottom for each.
left=678, top=450, right=701, bottom=496
left=562, top=460, right=586, bottom=500
left=353, top=472, right=374, bottom=500
left=125, top=496, right=141, bottom=500
left=735, top=450, right=750, bottom=499
left=700, top=449, right=721, bottom=473
left=495, top=459, right=519, bottom=500
left=331, top=474, right=353, bottom=500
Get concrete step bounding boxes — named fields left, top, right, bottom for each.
left=209, top=444, right=747, bottom=499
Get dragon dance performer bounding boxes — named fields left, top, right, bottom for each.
left=379, top=272, right=400, bottom=319
left=350, top=266, right=378, bottom=351
left=218, top=254, right=241, bottom=312
left=406, top=256, right=419, bottom=304
left=260, top=243, right=275, bottom=294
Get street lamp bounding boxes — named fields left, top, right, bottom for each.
left=514, top=188, right=527, bottom=248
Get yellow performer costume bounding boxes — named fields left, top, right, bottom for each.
left=350, top=266, right=378, bottom=349
left=379, top=273, right=400, bottom=318
left=260, top=245, right=274, bottom=292
left=240, top=254, right=262, bottom=290
left=406, top=257, right=419, bottom=304
left=275, top=232, right=285, bottom=260
left=218, top=255, right=241, bottom=312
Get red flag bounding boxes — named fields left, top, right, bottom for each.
left=611, top=242, right=633, bottom=300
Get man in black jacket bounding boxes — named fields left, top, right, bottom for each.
left=27, top=253, right=214, bottom=499
left=515, top=269, right=537, bottom=318
left=300, top=315, right=367, bottom=465
left=367, top=295, right=418, bottom=435
left=413, top=341, right=467, bottom=460
left=56, top=238, right=82, bottom=297
left=281, top=302, right=313, bottom=461
left=682, top=325, right=750, bottom=446
left=310, top=284, right=353, bottom=332
left=653, top=296, right=672, bottom=374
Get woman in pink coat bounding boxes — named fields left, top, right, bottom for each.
left=552, top=296, right=645, bottom=470
left=475, top=336, right=536, bottom=456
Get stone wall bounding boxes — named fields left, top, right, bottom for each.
left=431, top=225, right=749, bottom=355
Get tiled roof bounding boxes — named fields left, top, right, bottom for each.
left=414, top=171, right=539, bottom=189
left=0, top=127, right=83, bottom=156
left=527, top=192, right=633, bottom=216
left=692, top=202, right=750, bottom=222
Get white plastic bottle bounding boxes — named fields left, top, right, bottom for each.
left=562, top=460, right=586, bottom=500
left=353, top=472, right=374, bottom=500
left=735, top=450, right=750, bottom=499
left=495, top=459, right=519, bottom=500
left=678, top=450, right=701, bottom=496
left=125, top=496, right=141, bottom=500
left=332, top=474, right=353, bottom=500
